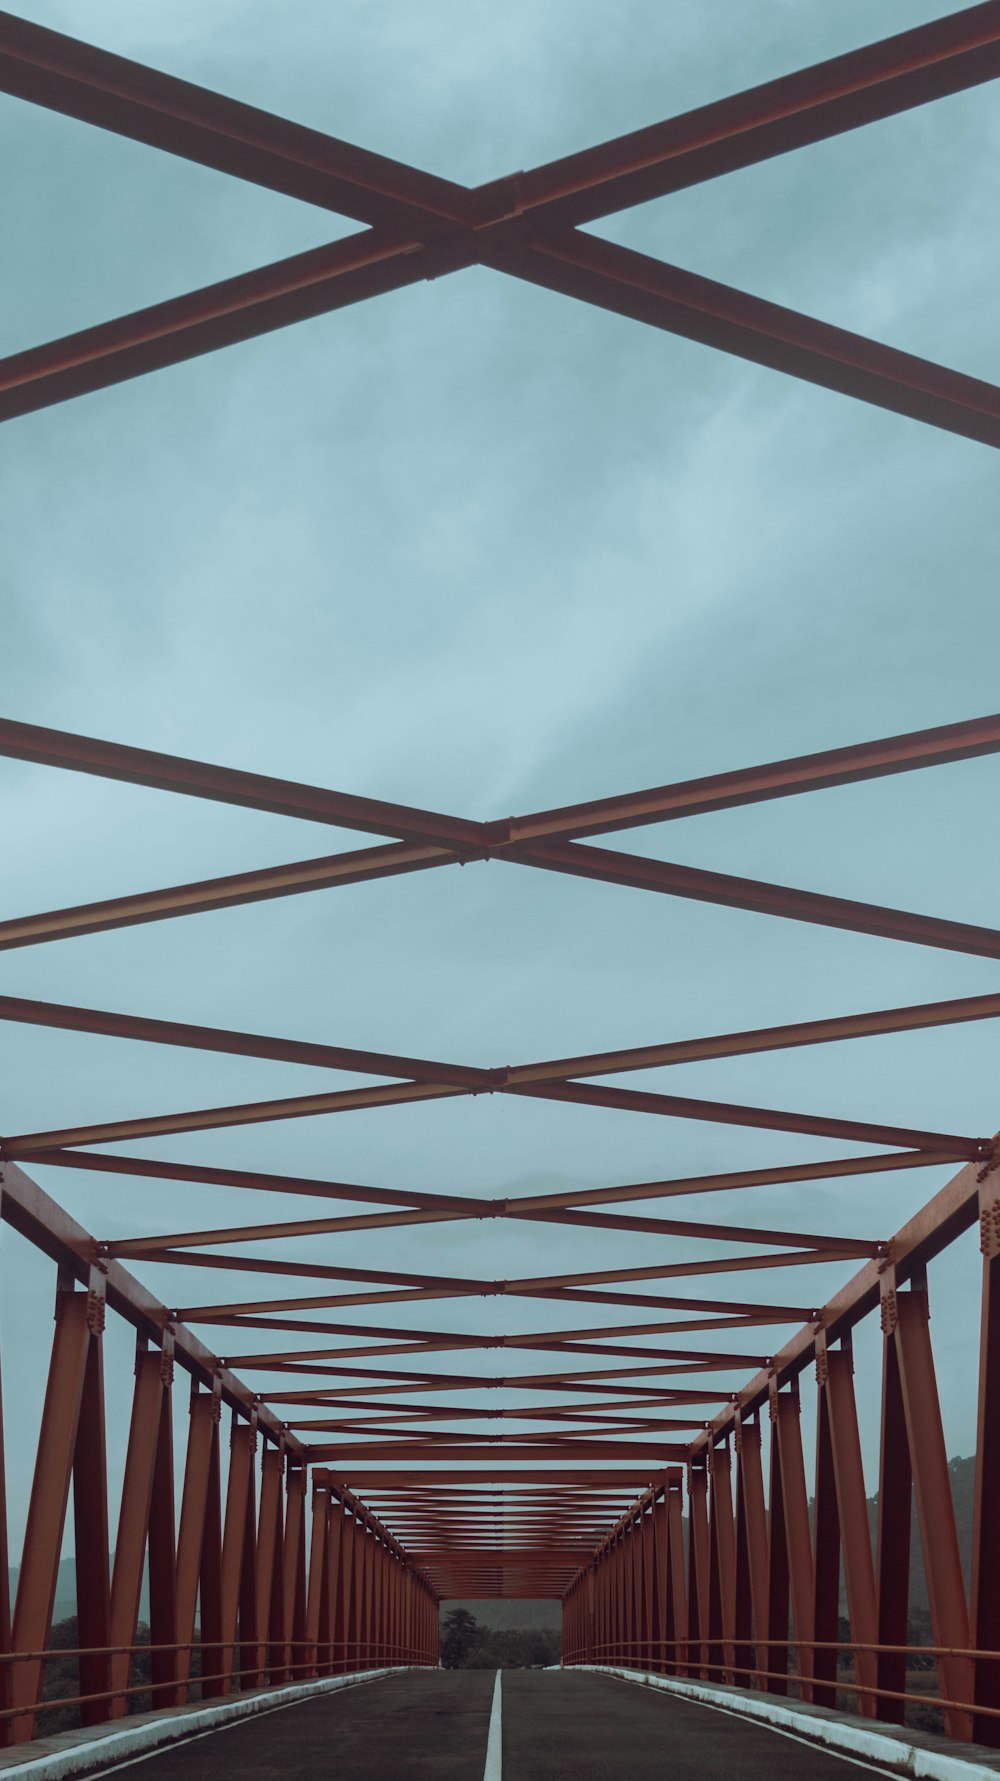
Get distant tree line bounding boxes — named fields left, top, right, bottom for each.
left=441, top=1608, right=560, bottom=1670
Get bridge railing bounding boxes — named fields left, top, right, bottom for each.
left=0, top=1637, right=435, bottom=1738
left=0, top=1161, right=440, bottom=1748
left=563, top=1146, right=1000, bottom=1749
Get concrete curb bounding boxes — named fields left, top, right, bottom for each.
left=576, top=1665, right=1000, bottom=1779
left=0, top=1666, right=410, bottom=1779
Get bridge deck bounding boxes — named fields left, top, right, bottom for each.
left=93, top=1670, right=884, bottom=1779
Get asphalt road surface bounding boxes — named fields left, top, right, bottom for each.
left=90, top=1668, right=894, bottom=1778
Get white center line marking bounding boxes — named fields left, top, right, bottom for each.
left=483, top=1668, right=503, bottom=1781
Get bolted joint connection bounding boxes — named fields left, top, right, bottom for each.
left=980, top=1190, right=1000, bottom=1259
left=159, top=1325, right=175, bottom=1386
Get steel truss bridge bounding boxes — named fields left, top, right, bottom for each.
left=1, top=2, right=999, bottom=1775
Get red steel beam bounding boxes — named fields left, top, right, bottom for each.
left=518, top=838, right=1000, bottom=961
left=177, top=1306, right=806, bottom=1337
left=7, top=5, right=1000, bottom=248
left=5, top=714, right=1000, bottom=962
left=0, top=1162, right=298, bottom=1457
left=169, top=1268, right=822, bottom=1320
left=4, top=1077, right=978, bottom=1156
left=4, top=982, right=999, bottom=1096
left=6, top=822, right=996, bottom=963
left=0, top=232, right=482, bottom=426
left=509, top=3, right=1000, bottom=227
left=691, top=1138, right=998, bottom=1454
left=2, top=9, right=1000, bottom=447
left=27, top=1145, right=949, bottom=1226
left=0, top=994, right=492, bottom=1088
left=105, top=1205, right=878, bottom=1258
left=228, top=1333, right=771, bottom=1368
left=488, top=230, right=1000, bottom=450
left=0, top=13, right=475, bottom=231
left=0, top=716, right=480, bottom=845
left=0, top=842, right=458, bottom=951
left=500, top=713, right=1000, bottom=843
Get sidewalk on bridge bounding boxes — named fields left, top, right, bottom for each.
left=0, top=1667, right=416, bottom=1781
left=576, top=1665, right=1000, bottom=1781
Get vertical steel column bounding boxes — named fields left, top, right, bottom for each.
left=322, top=1497, right=341, bottom=1675
left=734, top=1413, right=768, bottom=1692
left=825, top=1342, right=878, bottom=1718
left=650, top=1493, right=667, bottom=1673
left=147, top=1340, right=179, bottom=1710
left=255, top=1443, right=284, bottom=1690
left=174, top=1387, right=217, bottom=1701
left=771, top=1383, right=815, bottom=1701
left=666, top=1471, right=687, bottom=1677
left=107, top=1345, right=173, bottom=1718
left=874, top=1301, right=911, bottom=1725
left=380, top=1541, right=391, bottom=1670
left=283, top=1462, right=307, bottom=1681
left=216, top=1416, right=254, bottom=1695
left=373, top=1538, right=383, bottom=1668
left=10, top=1284, right=92, bottom=1742
left=972, top=1169, right=1000, bottom=1744
left=628, top=1517, right=642, bottom=1668
left=236, top=1423, right=258, bottom=1690
left=613, top=1524, right=620, bottom=1659
left=361, top=1517, right=374, bottom=1669
left=893, top=1280, right=973, bottom=1739
left=766, top=1400, right=790, bottom=1696
left=341, top=1509, right=358, bottom=1671
left=812, top=1355, right=840, bottom=1709
left=305, top=1473, right=329, bottom=1679
left=687, top=1459, right=710, bottom=1678
left=707, top=1442, right=736, bottom=1684
left=72, top=1277, right=111, bottom=1726
left=353, top=1515, right=367, bottom=1669
left=197, top=1385, right=224, bottom=1700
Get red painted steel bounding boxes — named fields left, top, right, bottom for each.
left=0, top=7, right=999, bottom=442
left=0, top=4, right=998, bottom=1743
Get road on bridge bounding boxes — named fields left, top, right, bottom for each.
left=90, top=1670, right=886, bottom=1778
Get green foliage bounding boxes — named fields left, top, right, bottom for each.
left=440, top=1608, right=560, bottom=1670
left=440, top=1608, right=483, bottom=1668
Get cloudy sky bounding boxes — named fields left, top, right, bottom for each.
left=1, top=0, right=999, bottom=1561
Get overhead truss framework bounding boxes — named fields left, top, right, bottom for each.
left=0, top=699, right=998, bottom=1608
left=1, top=0, right=1000, bottom=1746
left=0, top=5, right=999, bottom=439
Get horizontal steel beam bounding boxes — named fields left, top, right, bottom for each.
left=105, top=1202, right=877, bottom=1257
left=5, top=1076, right=977, bottom=1157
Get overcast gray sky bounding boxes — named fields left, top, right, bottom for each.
left=1, top=0, right=999, bottom=1559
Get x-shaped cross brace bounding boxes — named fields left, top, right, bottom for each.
left=1, top=4, right=1000, bottom=439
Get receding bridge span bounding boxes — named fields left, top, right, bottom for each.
left=1, top=2, right=1000, bottom=1776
